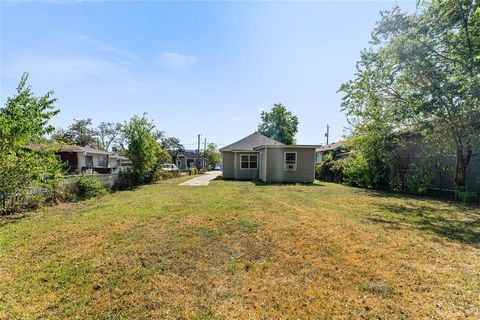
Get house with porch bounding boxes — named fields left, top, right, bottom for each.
left=175, top=150, right=206, bottom=170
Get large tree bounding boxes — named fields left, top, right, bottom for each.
left=160, top=136, right=185, bottom=159
left=0, top=73, right=62, bottom=212
left=258, top=103, right=299, bottom=145
left=202, top=143, right=221, bottom=167
left=96, top=121, right=121, bottom=151
left=52, top=118, right=98, bottom=148
left=120, top=114, right=171, bottom=182
left=340, top=1, right=480, bottom=189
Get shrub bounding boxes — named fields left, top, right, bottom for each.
left=75, top=176, right=106, bottom=200
left=189, top=167, right=198, bottom=175
left=403, top=163, right=432, bottom=195
left=153, top=169, right=180, bottom=181
left=315, top=153, right=344, bottom=183
left=456, top=187, right=477, bottom=203
left=112, top=171, right=138, bottom=190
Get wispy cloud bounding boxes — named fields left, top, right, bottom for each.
left=155, top=52, right=198, bottom=70
left=76, top=35, right=140, bottom=63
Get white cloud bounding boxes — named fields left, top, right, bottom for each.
left=155, top=52, right=198, bottom=70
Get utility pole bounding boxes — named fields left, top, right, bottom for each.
left=203, top=138, right=207, bottom=169
left=197, top=134, right=201, bottom=155
left=197, top=134, right=201, bottom=169
left=325, top=124, right=330, bottom=145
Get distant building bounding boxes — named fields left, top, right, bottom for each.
left=175, top=150, right=206, bottom=170
left=28, top=144, right=132, bottom=174
left=315, top=142, right=345, bottom=163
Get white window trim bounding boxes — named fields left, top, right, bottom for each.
left=239, top=154, right=258, bottom=170
left=284, top=151, right=297, bottom=171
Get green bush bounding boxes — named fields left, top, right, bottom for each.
left=189, top=167, right=198, bottom=175
left=315, top=153, right=344, bottom=183
left=403, top=164, right=431, bottom=195
left=153, top=169, right=180, bottom=181
left=456, top=187, right=477, bottom=203
left=112, top=171, right=138, bottom=190
left=75, top=176, right=106, bottom=200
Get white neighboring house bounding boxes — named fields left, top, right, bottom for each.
left=53, top=145, right=131, bottom=174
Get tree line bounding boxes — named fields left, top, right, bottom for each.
left=337, top=0, right=479, bottom=193
left=0, top=73, right=221, bottom=213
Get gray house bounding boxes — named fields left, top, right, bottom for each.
left=176, top=150, right=206, bottom=170
left=220, top=132, right=320, bottom=183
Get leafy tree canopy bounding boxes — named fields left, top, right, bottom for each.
left=258, top=103, right=299, bottom=145
left=0, top=73, right=62, bottom=212
left=202, top=143, right=221, bottom=166
left=340, top=0, right=480, bottom=188
left=160, top=136, right=185, bottom=159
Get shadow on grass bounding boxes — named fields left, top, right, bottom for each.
left=217, top=177, right=324, bottom=187
left=367, top=198, right=480, bottom=247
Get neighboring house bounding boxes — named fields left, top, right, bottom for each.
left=315, top=142, right=346, bottom=163
left=176, top=150, right=206, bottom=170
left=55, top=145, right=118, bottom=174
left=220, top=132, right=321, bottom=183
left=108, top=155, right=133, bottom=173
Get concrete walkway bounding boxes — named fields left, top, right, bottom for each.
left=178, top=171, right=222, bottom=186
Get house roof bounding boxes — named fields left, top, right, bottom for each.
left=254, top=144, right=322, bottom=150
left=27, top=143, right=112, bottom=155
left=177, top=150, right=204, bottom=159
left=57, top=145, right=111, bottom=155
left=317, top=142, right=342, bottom=152
left=220, top=132, right=284, bottom=152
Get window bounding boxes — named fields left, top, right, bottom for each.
left=85, top=156, right=93, bottom=167
left=98, top=155, right=107, bottom=167
left=240, top=154, right=257, bottom=169
left=284, top=152, right=297, bottom=171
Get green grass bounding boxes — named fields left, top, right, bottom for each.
left=1, top=177, right=479, bottom=319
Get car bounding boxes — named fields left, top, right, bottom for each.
left=214, top=163, right=222, bottom=171
left=161, top=163, right=178, bottom=171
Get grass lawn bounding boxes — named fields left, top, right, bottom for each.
left=1, top=176, right=479, bottom=319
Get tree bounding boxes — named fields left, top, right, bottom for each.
left=53, top=118, right=98, bottom=147
left=120, top=114, right=170, bottom=182
left=258, top=103, right=299, bottom=145
left=160, top=136, right=185, bottom=159
left=95, top=121, right=121, bottom=151
left=0, top=73, right=62, bottom=212
left=202, top=143, right=221, bottom=167
left=340, top=1, right=480, bottom=189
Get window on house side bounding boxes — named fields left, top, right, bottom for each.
left=284, top=152, right=297, bottom=171
left=240, top=154, right=257, bottom=169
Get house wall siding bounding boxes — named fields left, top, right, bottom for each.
left=265, top=148, right=315, bottom=183
left=222, top=151, right=235, bottom=179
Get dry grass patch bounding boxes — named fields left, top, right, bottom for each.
left=1, top=178, right=479, bottom=319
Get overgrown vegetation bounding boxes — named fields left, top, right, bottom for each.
left=0, top=73, right=62, bottom=214
left=1, top=179, right=478, bottom=318
left=339, top=1, right=480, bottom=192
left=75, top=176, right=106, bottom=200
left=120, top=114, right=171, bottom=184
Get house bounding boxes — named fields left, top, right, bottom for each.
left=108, top=155, right=133, bottom=173
left=220, top=132, right=321, bottom=183
left=27, top=143, right=132, bottom=174
left=175, top=150, right=206, bottom=170
left=315, top=142, right=346, bottom=163
left=54, top=145, right=120, bottom=174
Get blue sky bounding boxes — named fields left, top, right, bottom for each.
left=1, top=1, right=415, bottom=148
